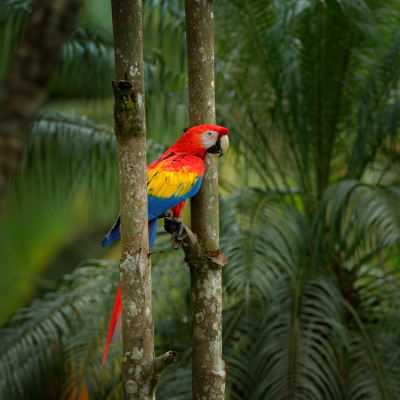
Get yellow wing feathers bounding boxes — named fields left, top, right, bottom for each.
left=147, top=164, right=199, bottom=199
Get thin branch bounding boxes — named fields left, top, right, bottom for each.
left=153, top=351, right=178, bottom=373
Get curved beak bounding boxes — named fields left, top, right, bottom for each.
left=206, top=135, right=230, bottom=157
left=219, top=135, right=229, bottom=157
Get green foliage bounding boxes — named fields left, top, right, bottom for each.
left=215, top=0, right=400, bottom=204
left=221, top=185, right=400, bottom=399
left=51, top=27, right=115, bottom=99
left=0, top=260, right=121, bottom=400
left=0, top=0, right=31, bottom=81
left=0, top=112, right=118, bottom=322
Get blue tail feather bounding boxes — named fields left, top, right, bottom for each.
left=102, top=212, right=121, bottom=247
left=102, top=213, right=159, bottom=250
left=102, top=229, right=121, bottom=247
left=148, top=218, right=158, bottom=251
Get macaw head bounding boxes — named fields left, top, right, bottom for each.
left=173, top=124, right=229, bottom=159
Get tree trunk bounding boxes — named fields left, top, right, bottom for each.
left=111, top=1, right=176, bottom=398
left=0, top=0, right=82, bottom=210
left=184, top=1, right=227, bottom=399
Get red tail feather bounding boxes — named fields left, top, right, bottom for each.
left=102, top=282, right=122, bottom=364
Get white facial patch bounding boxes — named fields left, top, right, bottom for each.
left=201, top=130, right=219, bottom=150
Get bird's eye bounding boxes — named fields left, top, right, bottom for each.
left=208, top=131, right=213, bottom=136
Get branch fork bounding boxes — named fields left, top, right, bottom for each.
left=150, top=351, right=178, bottom=392
left=164, top=218, right=228, bottom=268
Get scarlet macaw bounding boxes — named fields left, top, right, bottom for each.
left=102, top=124, right=229, bottom=363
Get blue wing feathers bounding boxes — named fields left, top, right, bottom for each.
left=102, top=171, right=203, bottom=248
left=147, top=176, right=202, bottom=219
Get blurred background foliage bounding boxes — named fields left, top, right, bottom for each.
left=1, top=0, right=400, bottom=399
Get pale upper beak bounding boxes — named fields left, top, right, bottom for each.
left=219, top=135, right=229, bottom=157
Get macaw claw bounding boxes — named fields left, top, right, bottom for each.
left=159, top=211, right=173, bottom=220
left=163, top=214, right=184, bottom=237
left=162, top=213, right=185, bottom=248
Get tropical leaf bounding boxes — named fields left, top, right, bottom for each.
left=215, top=0, right=400, bottom=206
left=316, top=180, right=400, bottom=267
left=50, top=27, right=115, bottom=99
left=220, top=189, right=306, bottom=306
left=0, top=0, right=31, bottom=81
left=0, top=112, right=118, bottom=323
left=156, top=365, right=192, bottom=400
left=248, top=273, right=346, bottom=400
left=348, top=32, right=400, bottom=179
left=220, top=182, right=400, bottom=399
left=0, top=260, right=121, bottom=400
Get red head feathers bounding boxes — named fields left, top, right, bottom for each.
left=169, top=124, right=229, bottom=159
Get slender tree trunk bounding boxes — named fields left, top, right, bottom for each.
left=111, top=1, right=176, bottom=398
left=184, top=1, right=227, bottom=398
left=0, top=0, right=82, bottom=210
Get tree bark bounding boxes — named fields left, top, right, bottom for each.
left=111, top=1, right=176, bottom=398
left=0, top=0, right=82, bottom=210
left=184, top=1, right=227, bottom=399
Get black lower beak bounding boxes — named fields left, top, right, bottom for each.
left=206, top=139, right=222, bottom=156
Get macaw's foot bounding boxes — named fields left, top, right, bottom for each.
left=161, top=213, right=185, bottom=249
left=161, top=212, right=183, bottom=236
left=159, top=211, right=172, bottom=222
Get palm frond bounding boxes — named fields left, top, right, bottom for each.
left=250, top=273, right=346, bottom=400
left=222, top=302, right=259, bottom=399
left=0, top=260, right=120, bottom=400
left=50, top=27, right=115, bottom=99
left=220, top=189, right=306, bottom=306
left=215, top=0, right=400, bottom=208
left=0, top=112, right=118, bottom=322
left=0, top=0, right=31, bottom=81
left=317, top=180, right=400, bottom=263
left=223, top=269, right=347, bottom=400
left=348, top=32, right=400, bottom=179
left=221, top=183, right=400, bottom=399
left=156, top=365, right=192, bottom=400
left=344, top=333, right=385, bottom=400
